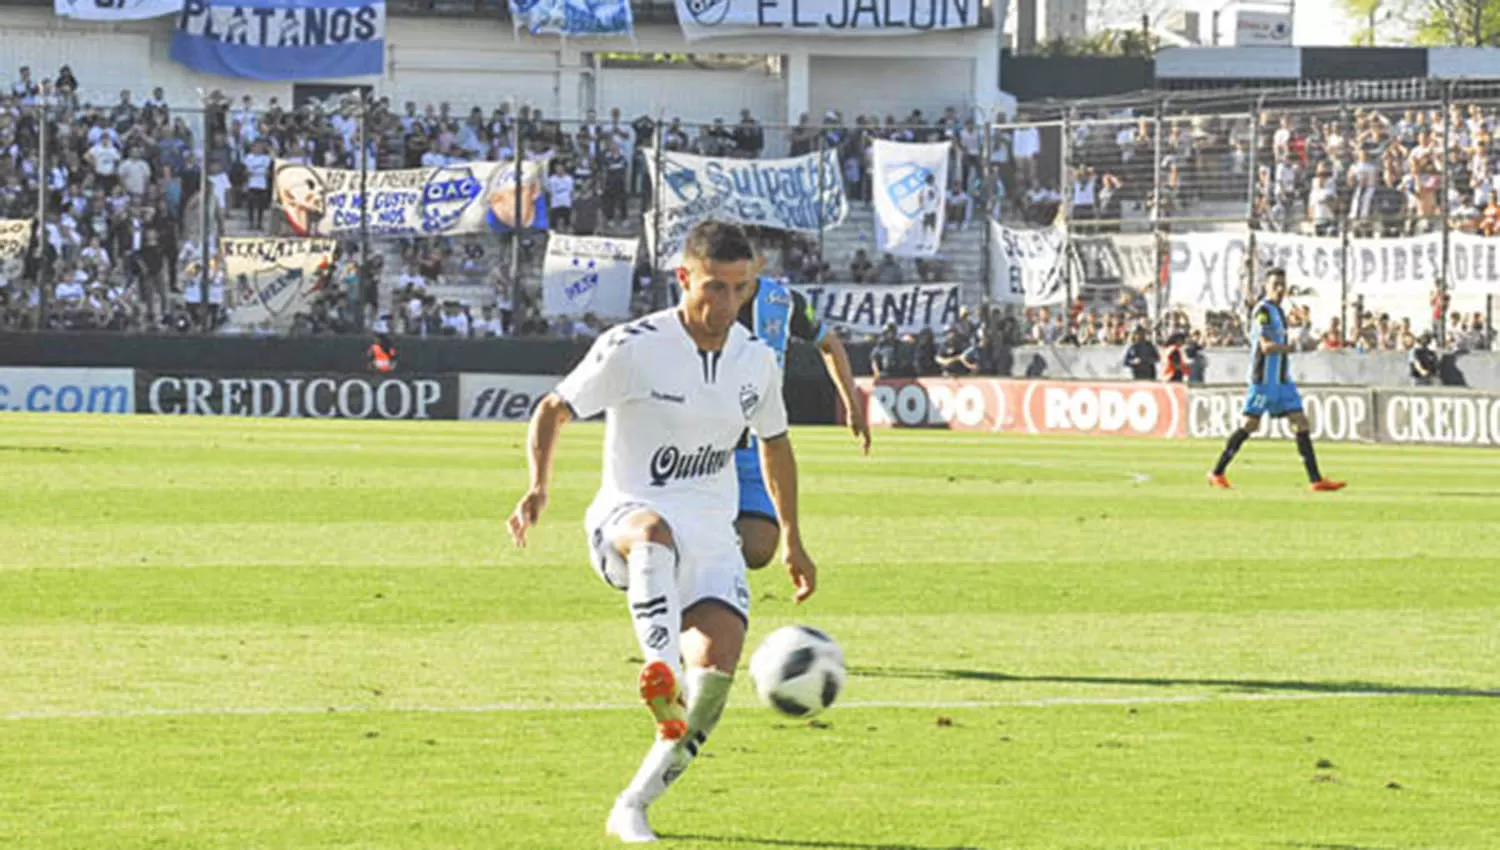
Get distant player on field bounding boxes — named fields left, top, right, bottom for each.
left=507, top=221, right=817, bottom=843
left=736, top=274, right=869, bottom=569
left=1208, top=268, right=1347, bottom=492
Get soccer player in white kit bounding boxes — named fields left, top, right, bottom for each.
left=507, top=221, right=817, bottom=843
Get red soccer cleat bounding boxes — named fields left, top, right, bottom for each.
left=1207, top=473, right=1233, bottom=490
left=1310, top=479, right=1347, bottom=493
left=638, top=661, right=687, bottom=741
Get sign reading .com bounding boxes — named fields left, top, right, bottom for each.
left=0, top=368, right=134, bottom=414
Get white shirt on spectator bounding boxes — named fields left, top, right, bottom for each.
left=474, top=315, right=505, bottom=337
left=548, top=173, right=574, bottom=208
left=443, top=310, right=471, bottom=337
left=209, top=171, right=231, bottom=212
left=1012, top=127, right=1041, bottom=159
left=184, top=281, right=203, bottom=305
left=421, top=150, right=449, bottom=168
left=87, top=125, right=120, bottom=149
left=119, top=157, right=151, bottom=196
left=88, top=142, right=121, bottom=177
left=243, top=152, right=273, bottom=190
left=81, top=245, right=110, bottom=268
left=399, top=270, right=426, bottom=291
left=1310, top=177, right=1337, bottom=223
left=1348, top=160, right=1378, bottom=189
left=209, top=273, right=225, bottom=305
left=55, top=280, right=85, bottom=302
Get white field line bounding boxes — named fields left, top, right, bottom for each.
left=0, top=688, right=1446, bottom=722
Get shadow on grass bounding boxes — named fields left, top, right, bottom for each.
left=662, top=836, right=982, bottom=850
left=852, top=667, right=1500, bottom=699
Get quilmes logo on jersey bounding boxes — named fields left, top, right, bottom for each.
left=648, top=444, right=733, bottom=487
left=885, top=163, right=931, bottom=220
left=419, top=166, right=484, bottom=233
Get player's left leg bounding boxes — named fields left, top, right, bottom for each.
left=1285, top=406, right=1346, bottom=492
left=1210, top=403, right=1263, bottom=488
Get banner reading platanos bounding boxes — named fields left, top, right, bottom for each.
left=674, top=0, right=981, bottom=39
left=644, top=148, right=846, bottom=269
left=872, top=139, right=949, bottom=258
left=541, top=234, right=638, bottom=319
left=223, top=238, right=338, bottom=331
left=274, top=159, right=548, bottom=239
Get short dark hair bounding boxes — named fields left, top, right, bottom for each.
left=682, top=220, right=755, bottom=265
left=1265, top=268, right=1287, bottom=282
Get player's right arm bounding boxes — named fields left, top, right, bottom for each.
left=1253, top=305, right=1292, bottom=355
left=507, top=329, right=641, bottom=548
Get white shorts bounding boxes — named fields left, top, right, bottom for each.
left=584, top=497, right=751, bottom=624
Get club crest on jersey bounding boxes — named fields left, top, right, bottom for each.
left=739, top=384, right=759, bottom=419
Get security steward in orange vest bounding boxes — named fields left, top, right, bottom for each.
left=1162, top=333, right=1187, bottom=383
left=368, top=333, right=397, bottom=373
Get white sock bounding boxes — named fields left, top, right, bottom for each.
left=684, top=669, right=733, bottom=759
left=619, top=669, right=733, bottom=808
left=625, top=542, right=681, bottom=675
left=620, top=738, right=688, bottom=807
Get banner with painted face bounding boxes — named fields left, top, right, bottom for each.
left=674, top=0, right=981, bottom=39
left=222, top=238, right=338, bottom=330
left=56, top=0, right=180, bottom=20
left=541, top=234, right=638, bottom=320
left=793, top=281, right=976, bottom=336
left=872, top=140, right=949, bottom=258
left=509, top=0, right=633, bottom=35
left=273, top=159, right=548, bottom=238
left=0, top=220, right=32, bottom=279
left=644, top=148, right=846, bottom=269
left=171, top=0, right=386, bottom=81
left=988, top=222, right=1066, bottom=308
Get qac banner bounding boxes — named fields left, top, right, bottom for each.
left=509, top=0, right=633, bottom=35
left=644, top=148, right=845, bottom=269
left=57, top=0, right=179, bottom=20
left=675, top=0, right=981, bottom=39
left=274, top=159, right=547, bottom=238
left=793, top=281, right=975, bottom=336
left=872, top=139, right=949, bottom=258
left=542, top=234, right=638, bottom=319
left=988, top=222, right=1066, bottom=308
left=172, top=0, right=385, bottom=81
left=223, top=238, right=339, bottom=330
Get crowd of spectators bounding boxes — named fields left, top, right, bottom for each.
left=3, top=61, right=1497, bottom=354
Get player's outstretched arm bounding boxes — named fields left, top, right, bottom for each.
left=507, top=393, right=573, bottom=549
left=816, top=332, right=871, bottom=455
left=758, top=434, right=816, bottom=603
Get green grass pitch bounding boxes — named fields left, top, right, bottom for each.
left=2, top=414, right=1498, bottom=850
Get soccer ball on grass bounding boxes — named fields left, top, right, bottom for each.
left=748, top=625, right=846, bottom=718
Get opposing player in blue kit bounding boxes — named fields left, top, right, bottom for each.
left=1208, top=268, right=1347, bottom=492
left=736, top=273, right=870, bottom=569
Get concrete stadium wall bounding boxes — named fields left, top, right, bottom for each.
left=0, top=9, right=1005, bottom=125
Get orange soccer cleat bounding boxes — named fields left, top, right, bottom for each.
left=638, top=660, right=688, bottom=741
left=1207, top=473, right=1233, bottom=490
left=1310, top=479, right=1347, bottom=493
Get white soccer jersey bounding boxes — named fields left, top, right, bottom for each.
left=554, top=308, right=787, bottom=527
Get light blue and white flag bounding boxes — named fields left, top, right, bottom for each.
left=643, top=148, right=846, bottom=269
left=510, top=0, right=633, bottom=36
left=171, top=0, right=385, bottom=81
left=872, top=139, right=949, bottom=258
left=542, top=234, right=638, bottom=319
left=56, top=0, right=180, bottom=21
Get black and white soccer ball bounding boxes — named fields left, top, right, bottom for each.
left=749, top=625, right=846, bottom=718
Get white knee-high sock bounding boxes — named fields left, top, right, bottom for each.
left=620, top=669, right=734, bottom=808
left=625, top=541, right=680, bottom=675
